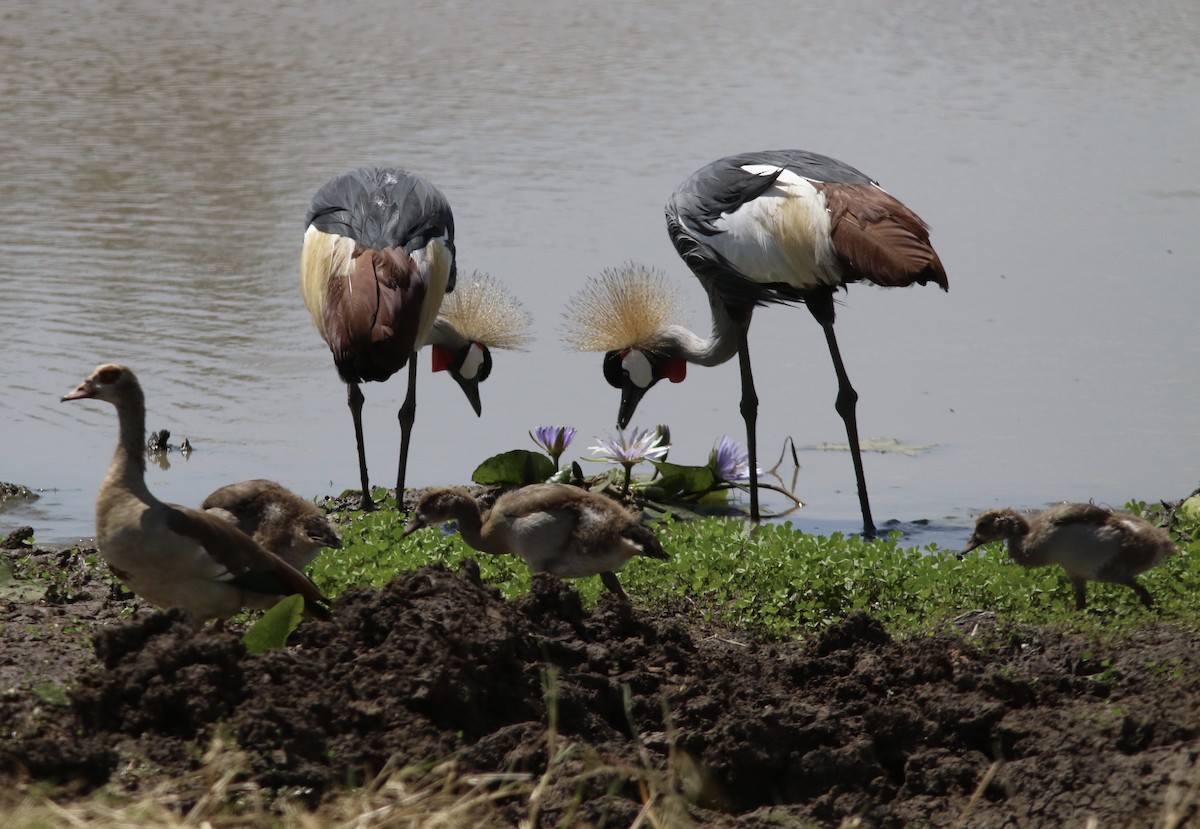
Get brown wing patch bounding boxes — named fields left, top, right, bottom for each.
left=164, top=505, right=328, bottom=605
left=323, top=246, right=427, bottom=383
left=823, top=183, right=948, bottom=290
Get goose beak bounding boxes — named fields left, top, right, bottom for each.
left=402, top=515, right=427, bottom=537
left=62, top=379, right=97, bottom=401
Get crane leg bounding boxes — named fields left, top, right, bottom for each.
left=347, top=382, right=376, bottom=512
left=736, top=327, right=761, bottom=523
left=807, top=290, right=876, bottom=539
left=396, top=353, right=418, bottom=510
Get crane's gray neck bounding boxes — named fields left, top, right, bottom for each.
left=660, top=295, right=747, bottom=367
left=422, top=316, right=467, bottom=350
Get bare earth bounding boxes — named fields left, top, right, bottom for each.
left=1, top=529, right=1199, bottom=827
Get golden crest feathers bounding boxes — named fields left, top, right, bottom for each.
left=439, top=271, right=533, bottom=350
left=562, top=263, right=683, bottom=352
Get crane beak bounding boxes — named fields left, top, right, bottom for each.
left=402, top=515, right=427, bottom=537
left=616, top=381, right=648, bottom=429
left=606, top=349, right=656, bottom=429
left=450, top=373, right=483, bottom=416
left=432, top=343, right=488, bottom=416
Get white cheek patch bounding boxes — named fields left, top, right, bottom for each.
left=458, top=343, right=486, bottom=380
left=622, top=350, right=654, bottom=389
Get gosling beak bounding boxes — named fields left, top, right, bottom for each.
left=402, top=515, right=427, bottom=537
left=957, top=536, right=984, bottom=561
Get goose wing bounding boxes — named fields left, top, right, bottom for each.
left=164, top=504, right=330, bottom=616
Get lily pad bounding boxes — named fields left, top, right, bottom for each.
left=471, top=450, right=556, bottom=486
left=647, top=460, right=718, bottom=499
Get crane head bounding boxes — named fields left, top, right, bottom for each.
left=603, top=348, right=686, bottom=428
left=432, top=342, right=492, bottom=416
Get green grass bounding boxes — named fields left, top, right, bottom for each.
left=309, top=492, right=1200, bottom=640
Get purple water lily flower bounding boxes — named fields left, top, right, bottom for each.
left=709, top=435, right=755, bottom=483
left=530, top=425, right=577, bottom=470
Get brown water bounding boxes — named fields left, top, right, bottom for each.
left=3, top=0, right=1198, bottom=547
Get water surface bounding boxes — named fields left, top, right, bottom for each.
left=2, top=0, right=1198, bottom=551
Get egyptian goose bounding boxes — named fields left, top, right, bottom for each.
left=403, top=483, right=668, bottom=600
left=201, top=479, right=343, bottom=570
left=960, top=502, right=1176, bottom=610
left=62, top=364, right=329, bottom=623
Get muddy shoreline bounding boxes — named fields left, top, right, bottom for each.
left=2, top=525, right=1198, bottom=827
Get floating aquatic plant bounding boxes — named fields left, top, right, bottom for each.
left=470, top=424, right=800, bottom=518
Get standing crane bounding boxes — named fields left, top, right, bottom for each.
left=300, top=166, right=459, bottom=511
left=564, top=150, right=947, bottom=536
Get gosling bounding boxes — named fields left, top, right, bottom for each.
left=202, top=479, right=343, bottom=570
left=960, top=502, right=1176, bottom=610
left=403, top=483, right=668, bottom=600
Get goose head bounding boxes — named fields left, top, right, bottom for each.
left=62, top=363, right=137, bottom=404
left=403, top=487, right=479, bottom=536
left=299, top=513, right=344, bottom=551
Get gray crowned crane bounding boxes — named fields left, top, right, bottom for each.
left=302, top=168, right=530, bottom=511
left=565, top=150, right=948, bottom=537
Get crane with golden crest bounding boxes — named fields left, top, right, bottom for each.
left=301, top=167, right=530, bottom=510
left=566, top=150, right=947, bottom=536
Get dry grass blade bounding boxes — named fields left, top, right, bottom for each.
left=1, top=742, right=534, bottom=829
left=1158, top=751, right=1200, bottom=829
left=953, top=759, right=1000, bottom=829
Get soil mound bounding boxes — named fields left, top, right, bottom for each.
left=2, top=561, right=1199, bottom=826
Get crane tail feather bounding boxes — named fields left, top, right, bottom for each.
left=324, top=246, right=426, bottom=383
left=824, top=183, right=949, bottom=290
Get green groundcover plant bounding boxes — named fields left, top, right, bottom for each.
left=310, top=490, right=1200, bottom=641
